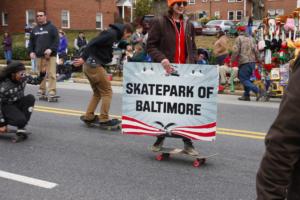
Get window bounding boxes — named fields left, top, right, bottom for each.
left=236, top=10, right=243, bottom=20
left=214, top=11, right=220, bottom=19
left=228, top=0, right=235, bottom=2
left=1, top=12, right=8, bottom=26
left=61, top=10, right=70, bottom=28
left=236, top=0, right=243, bottom=2
left=276, top=9, right=284, bottom=16
left=228, top=11, right=234, bottom=20
left=202, top=0, right=208, bottom=2
left=26, top=10, right=35, bottom=26
left=96, top=12, right=103, bottom=30
left=268, top=9, right=276, bottom=16
left=188, top=0, right=195, bottom=4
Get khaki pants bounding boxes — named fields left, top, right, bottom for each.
left=36, top=56, right=57, bottom=94
left=219, top=65, right=238, bottom=85
left=83, top=64, right=112, bottom=122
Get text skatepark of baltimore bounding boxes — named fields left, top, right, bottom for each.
left=125, top=83, right=214, bottom=116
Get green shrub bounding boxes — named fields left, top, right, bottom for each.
left=13, top=46, right=29, bottom=60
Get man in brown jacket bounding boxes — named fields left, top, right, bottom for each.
left=256, top=58, right=300, bottom=199
left=146, top=0, right=198, bottom=155
left=213, top=31, right=229, bottom=66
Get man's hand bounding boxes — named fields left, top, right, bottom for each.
left=44, top=49, right=52, bottom=56
left=0, top=126, right=7, bottom=134
left=30, top=52, right=36, bottom=59
left=161, top=59, right=175, bottom=74
left=73, top=58, right=85, bottom=67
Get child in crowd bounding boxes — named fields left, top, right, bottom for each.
left=219, top=53, right=239, bottom=85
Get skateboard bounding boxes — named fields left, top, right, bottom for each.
left=80, top=117, right=121, bottom=131
left=153, top=147, right=218, bottom=168
left=38, top=94, right=60, bottom=102
left=0, top=130, right=31, bottom=143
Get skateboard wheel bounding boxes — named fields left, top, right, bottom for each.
left=193, top=160, right=200, bottom=167
left=156, top=154, right=164, bottom=161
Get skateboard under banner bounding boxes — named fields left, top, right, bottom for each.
left=0, top=130, right=31, bottom=143
left=153, top=147, right=218, bottom=168
left=38, top=95, right=60, bottom=102
left=80, top=118, right=121, bottom=131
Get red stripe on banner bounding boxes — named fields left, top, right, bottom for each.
left=176, top=122, right=216, bottom=129
left=122, top=116, right=158, bottom=129
left=122, top=132, right=164, bottom=137
left=172, top=131, right=216, bottom=137
left=122, top=124, right=161, bottom=132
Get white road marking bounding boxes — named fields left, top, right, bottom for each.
left=0, top=170, right=58, bottom=189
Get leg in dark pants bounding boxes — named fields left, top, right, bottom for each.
left=2, top=94, right=35, bottom=129
left=238, top=63, right=259, bottom=97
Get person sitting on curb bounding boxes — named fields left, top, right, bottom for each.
left=0, top=61, right=46, bottom=138
left=219, top=53, right=239, bottom=85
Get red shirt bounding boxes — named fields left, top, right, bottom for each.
left=224, top=56, right=238, bottom=67
left=171, top=19, right=186, bottom=64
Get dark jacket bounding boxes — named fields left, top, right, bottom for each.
left=0, top=74, right=45, bottom=126
left=2, top=36, right=12, bottom=51
left=81, top=24, right=125, bottom=65
left=28, top=21, right=59, bottom=57
left=146, top=15, right=197, bottom=64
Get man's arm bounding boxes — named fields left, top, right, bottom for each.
left=231, top=37, right=240, bottom=63
left=49, top=26, right=59, bottom=54
left=26, top=71, right=46, bottom=85
left=146, top=17, right=167, bottom=63
left=74, top=38, right=79, bottom=50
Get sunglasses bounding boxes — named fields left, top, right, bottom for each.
left=175, top=1, right=188, bottom=7
left=17, top=72, right=26, bottom=77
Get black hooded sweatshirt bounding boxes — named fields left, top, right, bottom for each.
left=81, top=23, right=125, bottom=65
left=28, top=21, right=59, bottom=57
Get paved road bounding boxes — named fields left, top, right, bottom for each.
left=0, top=83, right=280, bottom=200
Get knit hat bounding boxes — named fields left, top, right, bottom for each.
left=0, top=61, right=26, bottom=81
left=167, top=0, right=187, bottom=7
left=8, top=61, right=26, bottom=73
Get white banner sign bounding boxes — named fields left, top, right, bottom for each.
left=122, top=62, right=218, bottom=141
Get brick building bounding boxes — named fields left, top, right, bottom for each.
left=0, top=0, right=134, bottom=33
left=186, top=0, right=299, bottom=21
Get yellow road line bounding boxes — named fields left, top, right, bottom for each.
left=34, top=105, right=265, bottom=140
left=217, top=131, right=265, bottom=140
left=34, top=106, right=121, bottom=119
left=217, top=128, right=266, bottom=136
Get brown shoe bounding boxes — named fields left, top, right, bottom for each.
left=80, top=115, right=99, bottom=123
left=184, top=141, right=199, bottom=156
left=151, top=137, right=165, bottom=152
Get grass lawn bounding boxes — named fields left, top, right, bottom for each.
left=195, top=35, right=236, bottom=50
left=1, top=30, right=100, bottom=48
left=1, top=31, right=236, bottom=50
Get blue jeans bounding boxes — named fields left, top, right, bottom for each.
left=238, top=62, right=259, bottom=97
left=247, top=26, right=252, bottom=36
left=4, top=50, right=12, bottom=62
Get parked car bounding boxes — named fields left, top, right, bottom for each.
left=202, top=20, right=235, bottom=36
left=235, top=20, right=263, bottom=34
left=191, top=21, right=203, bottom=35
